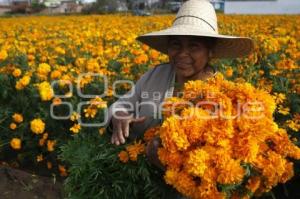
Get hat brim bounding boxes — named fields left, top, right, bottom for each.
left=136, top=25, right=254, bottom=58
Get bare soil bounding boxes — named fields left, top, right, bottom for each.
left=0, top=166, right=63, bottom=199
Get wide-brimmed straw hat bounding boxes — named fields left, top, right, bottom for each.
left=136, top=0, right=254, bottom=58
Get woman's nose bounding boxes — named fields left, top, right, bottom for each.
left=177, top=46, right=190, bottom=57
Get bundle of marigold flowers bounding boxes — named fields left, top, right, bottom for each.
left=145, top=73, right=300, bottom=199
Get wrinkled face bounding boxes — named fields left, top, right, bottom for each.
left=168, top=36, right=210, bottom=79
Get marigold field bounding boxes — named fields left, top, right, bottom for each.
left=0, top=14, right=299, bottom=191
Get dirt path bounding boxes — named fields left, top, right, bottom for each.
left=0, top=166, right=63, bottom=199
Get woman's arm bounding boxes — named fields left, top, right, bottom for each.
left=108, top=70, right=151, bottom=145
left=146, top=136, right=165, bottom=170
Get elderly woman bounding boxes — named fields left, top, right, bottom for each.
left=108, top=0, right=253, bottom=151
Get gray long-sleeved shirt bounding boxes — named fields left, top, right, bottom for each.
left=107, top=63, right=175, bottom=140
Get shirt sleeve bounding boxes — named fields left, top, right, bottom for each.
left=105, top=70, right=151, bottom=127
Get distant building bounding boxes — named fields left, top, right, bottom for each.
left=43, top=0, right=61, bottom=8
left=224, top=0, right=300, bottom=14
left=210, top=0, right=224, bottom=11
left=0, top=5, right=10, bottom=14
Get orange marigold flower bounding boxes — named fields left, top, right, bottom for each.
left=98, top=128, right=105, bottom=135
left=12, top=68, right=22, bottom=77
left=47, top=161, right=52, bottom=169
left=143, top=126, right=159, bottom=143
left=225, top=67, right=233, bottom=77
left=52, top=97, right=62, bottom=105
left=246, top=177, right=261, bottom=193
left=9, top=123, right=17, bottom=130
left=37, top=154, right=43, bottom=162
left=15, top=75, right=31, bottom=90
left=70, top=123, right=81, bottom=134
left=185, top=148, right=209, bottom=177
left=47, top=140, right=56, bottom=152
left=12, top=113, right=23, bottom=123
left=39, top=138, right=46, bottom=146
left=125, top=141, right=145, bottom=161
left=58, top=165, right=68, bottom=177
left=118, top=151, right=129, bottom=163
left=217, top=159, right=245, bottom=184
left=10, top=138, right=21, bottom=150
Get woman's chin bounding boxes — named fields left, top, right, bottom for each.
left=176, top=68, right=193, bottom=75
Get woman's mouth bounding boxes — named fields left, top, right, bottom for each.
left=175, top=62, right=193, bottom=69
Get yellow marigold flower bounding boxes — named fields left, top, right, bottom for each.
left=58, top=165, right=68, bottom=177
left=70, top=112, right=80, bottom=121
left=277, top=105, right=290, bottom=115
left=15, top=75, right=31, bottom=90
left=37, top=63, right=51, bottom=75
left=94, top=97, right=107, bottom=108
left=185, top=149, right=209, bottom=177
left=54, top=47, right=65, bottom=55
left=125, top=140, right=145, bottom=161
left=286, top=120, right=299, bottom=132
left=12, top=113, right=23, bottom=123
left=30, top=118, right=45, bottom=134
left=12, top=68, right=22, bottom=77
left=84, top=107, right=97, bottom=118
left=273, top=93, right=286, bottom=104
left=0, top=49, right=8, bottom=60
left=10, top=138, right=21, bottom=150
left=118, top=151, right=129, bottom=163
left=98, top=128, right=105, bottom=135
left=47, top=140, right=56, bottom=152
left=70, top=123, right=81, bottom=134
left=37, top=154, right=43, bottom=162
left=160, top=116, right=190, bottom=152
left=164, top=169, right=178, bottom=185
left=38, top=81, right=53, bottom=101
left=9, top=123, right=17, bottom=130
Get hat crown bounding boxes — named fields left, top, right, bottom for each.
left=174, top=0, right=218, bottom=34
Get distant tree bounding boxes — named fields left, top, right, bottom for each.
left=94, top=0, right=119, bottom=13
left=31, top=0, right=46, bottom=13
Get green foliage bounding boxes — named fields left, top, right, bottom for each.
left=60, top=131, right=177, bottom=199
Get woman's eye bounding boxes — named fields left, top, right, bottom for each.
left=190, top=43, right=201, bottom=49
left=169, top=42, right=181, bottom=49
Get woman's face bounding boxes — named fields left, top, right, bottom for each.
left=168, top=36, right=210, bottom=79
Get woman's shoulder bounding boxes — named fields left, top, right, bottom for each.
left=142, top=63, right=173, bottom=81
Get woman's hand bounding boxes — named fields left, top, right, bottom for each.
left=146, top=136, right=165, bottom=170
left=111, top=111, right=146, bottom=145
